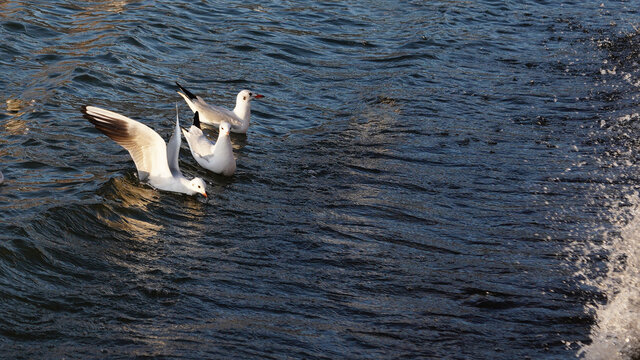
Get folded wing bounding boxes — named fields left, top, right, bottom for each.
left=176, top=82, right=242, bottom=129
left=182, top=112, right=216, bottom=157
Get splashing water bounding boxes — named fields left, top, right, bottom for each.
left=575, top=26, right=640, bottom=360
left=577, top=192, right=640, bottom=359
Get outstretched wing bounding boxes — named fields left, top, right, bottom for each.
left=166, top=104, right=182, bottom=177
left=82, top=105, right=171, bottom=180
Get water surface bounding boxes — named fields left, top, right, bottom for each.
left=1, top=1, right=640, bottom=359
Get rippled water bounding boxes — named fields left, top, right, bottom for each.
left=1, top=1, right=640, bottom=359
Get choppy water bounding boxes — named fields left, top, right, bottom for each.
left=1, top=1, right=640, bottom=359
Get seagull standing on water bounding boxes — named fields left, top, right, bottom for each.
left=182, top=112, right=236, bottom=176
left=82, top=105, right=207, bottom=198
left=176, top=82, right=264, bottom=134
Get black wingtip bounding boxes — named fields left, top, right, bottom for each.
left=176, top=82, right=197, bottom=100
left=80, top=106, right=129, bottom=142
left=80, top=105, right=93, bottom=123
left=193, top=111, right=201, bottom=129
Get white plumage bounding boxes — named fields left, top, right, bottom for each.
left=182, top=112, right=236, bottom=176
left=82, top=105, right=207, bottom=197
left=176, top=82, right=264, bottom=134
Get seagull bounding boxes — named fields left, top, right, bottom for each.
left=182, top=111, right=236, bottom=176
left=176, top=82, right=264, bottom=134
left=81, top=105, right=208, bottom=198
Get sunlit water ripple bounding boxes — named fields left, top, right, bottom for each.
left=1, top=1, right=640, bottom=359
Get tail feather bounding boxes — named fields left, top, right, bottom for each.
left=175, top=82, right=197, bottom=100
left=193, top=111, right=201, bottom=129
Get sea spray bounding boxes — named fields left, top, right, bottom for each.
left=577, top=192, right=640, bottom=359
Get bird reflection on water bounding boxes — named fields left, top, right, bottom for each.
left=95, top=172, right=208, bottom=241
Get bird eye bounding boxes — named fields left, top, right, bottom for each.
left=243, top=96, right=247, bottom=101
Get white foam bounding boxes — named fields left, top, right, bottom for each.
left=578, top=193, right=640, bottom=359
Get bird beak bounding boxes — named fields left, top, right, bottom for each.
left=202, top=192, right=208, bottom=198
left=253, top=94, right=264, bottom=99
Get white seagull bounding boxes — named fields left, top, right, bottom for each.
left=182, top=111, right=236, bottom=176
left=82, top=105, right=207, bottom=198
left=176, top=82, right=264, bottom=134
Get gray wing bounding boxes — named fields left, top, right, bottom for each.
left=182, top=125, right=215, bottom=157
left=198, top=103, right=243, bottom=129
left=166, top=104, right=182, bottom=177
left=176, top=86, right=243, bottom=129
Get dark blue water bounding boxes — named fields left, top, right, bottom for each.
left=1, top=1, right=640, bottom=359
